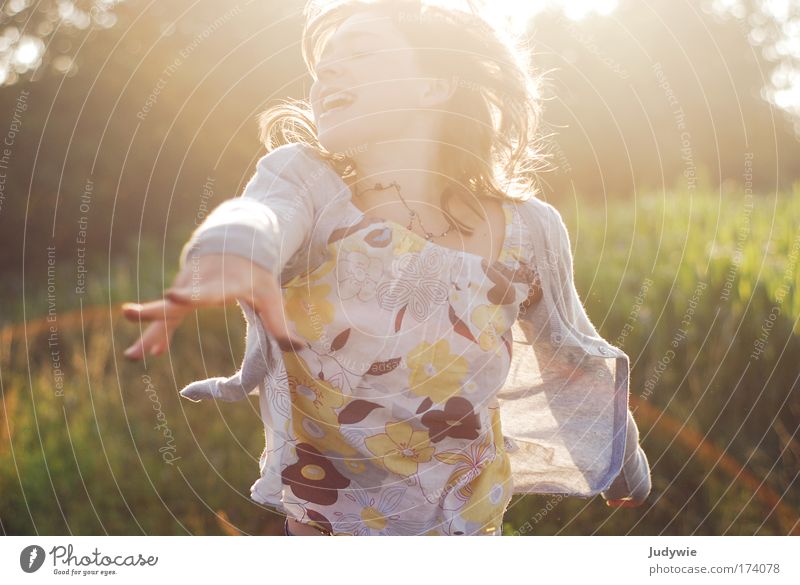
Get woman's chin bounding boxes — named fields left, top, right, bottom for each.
left=317, top=125, right=365, bottom=156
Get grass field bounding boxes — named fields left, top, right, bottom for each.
left=2, top=188, right=798, bottom=535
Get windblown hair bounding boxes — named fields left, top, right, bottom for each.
left=257, top=0, right=551, bottom=235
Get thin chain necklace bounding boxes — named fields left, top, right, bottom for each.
left=357, top=180, right=455, bottom=240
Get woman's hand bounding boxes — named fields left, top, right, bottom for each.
left=122, top=253, right=307, bottom=360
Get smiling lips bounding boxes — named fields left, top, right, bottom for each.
left=320, top=91, right=356, bottom=115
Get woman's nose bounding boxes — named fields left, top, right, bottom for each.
left=315, top=57, right=342, bottom=82
left=317, top=63, right=338, bottom=82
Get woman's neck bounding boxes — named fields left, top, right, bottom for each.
left=350, top=142, right=450, bottom=207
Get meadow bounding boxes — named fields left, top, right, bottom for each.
left=2, top=187, right=798, bottom=535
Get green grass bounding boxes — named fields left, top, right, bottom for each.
left=2, top=187, right=798, bottom=535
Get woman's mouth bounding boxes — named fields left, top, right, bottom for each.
left=320, top=92, right=357, bottom=116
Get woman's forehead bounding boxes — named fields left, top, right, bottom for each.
left=322, top=11, right=408, bottom=54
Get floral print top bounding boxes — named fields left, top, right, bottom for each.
left=249, top=198, right=540, bottom=536
left=179, top=143, right=653, bottom=535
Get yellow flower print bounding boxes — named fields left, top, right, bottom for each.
left=361, top=506, right=388, bottom=530
left=390, top=224, right=427, bottom=255
left=282, top=253, right=336, bottom=287
left=459, top=409, right=512, bottom=529
left=470, top=304, right=510, bottom=352
left=407, top=339, right=469, bottom=404
left=283, top=282, right=335, bottom=341
left=284, top=352, right=356, bottom=457
left=364, top=421, right=435, bottom=477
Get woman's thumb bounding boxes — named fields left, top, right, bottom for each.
left=254, top=298, right=307, bottom=352
left=164, top=287, right=194, bottom=305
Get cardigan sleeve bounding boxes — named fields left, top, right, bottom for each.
left=600, top=408, right=652, bottom=502
left=542, top=202, right=599, bottom=340
left=178, top=142, right=316, bottom=276
left=546, top=202, right=652, bottom=502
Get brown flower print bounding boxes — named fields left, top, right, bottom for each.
left=281, top=442, right=350, bottom=506
left=421, top=396, right=481, bottom=443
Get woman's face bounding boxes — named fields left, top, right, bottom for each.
left=309, top=11, right=434, bottom=155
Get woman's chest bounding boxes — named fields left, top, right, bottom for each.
left=281, top=217, right=536, bottom=348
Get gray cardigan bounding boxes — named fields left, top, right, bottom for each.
left=178, top=142, right=652, bottom=503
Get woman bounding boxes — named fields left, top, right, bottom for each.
left=123, top=0, right=651, bottom=536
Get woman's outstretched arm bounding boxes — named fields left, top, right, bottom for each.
left=177, top=142, right=316, bottom=277
left=122, top=143, right=317, bottom=360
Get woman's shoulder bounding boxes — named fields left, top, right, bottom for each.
left=506, top=195, right=563, bottom=256
left=511, top=196, right=571, bottom=256
left=255, top=141, right=332, bottom=178
left=254, top=141, right=352, bottom=209
left=511, top=195, right=560, bottom=228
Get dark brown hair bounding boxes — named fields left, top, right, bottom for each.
left=257, top=0, right=550, bottom=234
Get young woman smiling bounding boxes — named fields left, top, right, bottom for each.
left=123, top=0, right=651, bottom=536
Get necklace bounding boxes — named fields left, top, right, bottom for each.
left=357, top=180, right=455, bottom=241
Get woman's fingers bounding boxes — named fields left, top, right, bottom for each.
left=124, top=254, right=307, bottom=357
left=174, top=254, right=308, bottom=350
left=122, top=299, right=189, bottom=360
left=123, top=298, right=191, bottom=322
left=164, top=284, right=213, bottom=307
left=123, top=320, right=168, bottom=360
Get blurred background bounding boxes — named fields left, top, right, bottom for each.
left=0, top=0, right=798, bottom=536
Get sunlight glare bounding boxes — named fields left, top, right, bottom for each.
left=13, top=36, right=43, bottom=69
left=562, top=0, right=619, bottom=21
